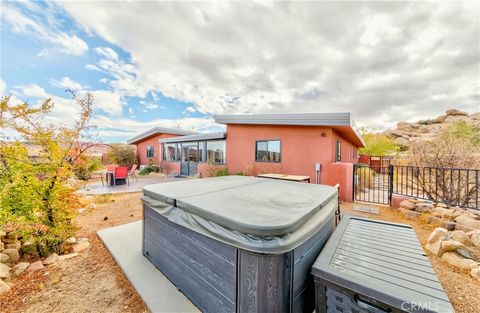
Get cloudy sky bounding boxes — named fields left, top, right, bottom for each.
left=1, top=1, right=479, bottom=142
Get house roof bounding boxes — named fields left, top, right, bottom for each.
left=160, top=132, right=226, bottom=143
left=126, top=127, right=197, bottom=144
left=214, top=113, right=365, bottom=147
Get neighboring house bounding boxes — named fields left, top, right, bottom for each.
left=126, top=127, right=197, bottom=166
left=127, top=113, right=365, bottom=201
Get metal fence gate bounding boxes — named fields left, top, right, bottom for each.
left=353, top=164, right=392, bottom=205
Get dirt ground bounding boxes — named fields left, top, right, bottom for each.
left=342, top=202, right=480, bottom=313
left=1, top=193, right=479, bottom=313
left=0, top=192, right=147, bottom=313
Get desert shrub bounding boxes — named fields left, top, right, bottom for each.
left=355, top=164, right=376, bottom=192
left=0, top=93, right=95, bottom=255
left=107, top=144, right=137, bottom=167
left=359, top=132, right=399, bottom=156
left=139, top=166, right=156, bottom=175
left=417, top=118, right=441, bottom=125
left=215, top=168, right=229, bottom=177
left=74, top=156, right=102, bottom=181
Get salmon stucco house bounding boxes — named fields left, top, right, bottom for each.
left=127, top=113, right=365, bottom=201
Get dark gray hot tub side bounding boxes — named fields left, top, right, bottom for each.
left=142, top=176, right=338, bottom=313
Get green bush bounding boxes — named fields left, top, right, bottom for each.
left=215, top=168, right=229, bottom=177
left=139, top=165, right=159, bottom=175
left=74, top=157, right=102, bottom=181
left=107, top=144, right=137, bottom=167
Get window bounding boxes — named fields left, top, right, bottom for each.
left=181, top=143, right=198, bottom=162
left=335, top=140, right=341, bottom=162
left=163, top=143, right=177, bottom=161
left=207, top=140, right=226, bottom=164
left=146, top=146, right=154, bottom=158
left=255, top=140, right=281, bottom=162
left=198, top=142, right=206, bottom=162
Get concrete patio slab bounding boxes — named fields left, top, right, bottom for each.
left=97, top=221, right=200, bottom=313
left=79, top=176, right=187, bottom=195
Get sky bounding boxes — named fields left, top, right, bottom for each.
left=1, top=1, right=479, bottom=143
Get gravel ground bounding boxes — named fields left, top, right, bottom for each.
left=342, top=202, right=480, bottom=313
left=1, top=193, right=478, bottom=313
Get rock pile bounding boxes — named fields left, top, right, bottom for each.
left=383, top=109, right=480, bottom=146
left=398, top=198, right=480, bottom=232
left=426, top=227, right=480, bottom=281
left=0, top=231, right=89, bottom=295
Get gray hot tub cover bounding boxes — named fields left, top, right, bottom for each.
left=143, top=176, right=337, bottom=254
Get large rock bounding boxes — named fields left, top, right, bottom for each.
left=58, top=253, right=78, bottom=261
left=431, top=207, right=455, bottom=218
left=65, top=237, right=77, bottom=244
left=0, top=242, right=4, bottom=252
left=5, top=241, right=21, bottom=250
left=72, top=240, right=90, bottom=253
left=0, top=279, right=10, bottom=295
left=426, top=228, right=449, bottom=255
left=442, top=221, right=456, bottom=231
left=440, top=240, right=464, bottom=253
left=399, top=200, right=416, bottom=210
left=450, top=230, right=468, bottom=244
left=0, top=263, right=10, bottom=279
left=466, top=231, right=480, bottom=247
left=13, top=262, right=30, bottom=276
left=441, top=252, right=478, bottom=271
left=456, top=213, right=480, bottom=231
left=445, top=109, right=468, bottom=116
left=43, top=253, right=58, bottom=265
left=471, top=267, right=480, bottom=282
left=2, top=233, right=17, bottom=244
left=0, top=253, right=8, bottom=263
left=2, top=249, right=19, bottom=262
left=27, top=261, right=44, bottom=273
left=20, top=241, right=38, bottom=256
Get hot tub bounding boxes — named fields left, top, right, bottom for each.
left=142, top=176, right=338, bottom=313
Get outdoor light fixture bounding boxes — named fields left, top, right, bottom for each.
left=320, top=132, right=326, bottom=137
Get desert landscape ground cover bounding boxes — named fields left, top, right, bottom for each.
left=0, top=192, right=478, bottom=313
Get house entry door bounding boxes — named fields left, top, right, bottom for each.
left=180, top=143, right=198, bottom=176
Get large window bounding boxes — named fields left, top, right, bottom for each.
left=207, top=140, right=226, bottom=164
left=335, top=140, right=341, bottom=162
left=163, top=143, right=177, bottom=161
left=181, top=143, right=198, bottom=162
left=255, top=140, right=281, bottom=162
left=146, top=146, right=154, bottom=158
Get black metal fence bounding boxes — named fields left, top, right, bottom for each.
left=353, top=164, right=480, bottom=209
left=392, top=165, right=479, bottom=210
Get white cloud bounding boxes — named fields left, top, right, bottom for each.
left=1, top=2, right=88, bottom=56
left=58, top=1, right=479, bottom=129
left=51, top=76, right=84, bottom=91
left=90, top=90, right=125, bottom=116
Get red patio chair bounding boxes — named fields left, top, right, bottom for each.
left=128, top=164, right=138, bottom=184
left=113, top=166, right=128, bottom=186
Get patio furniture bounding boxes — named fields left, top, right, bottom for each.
left=81, top=170, right=104, bottom=189
left=113, top=166, right=128, bottom=186
left=312, top=216, right=454, bottom=313
left=258, top=173, right=311, bottom=183
left=105, top=165, right=117, bottom=185
left=128, top=164, right=138, bottom=184
left=143, top=176, right=338, bottom=313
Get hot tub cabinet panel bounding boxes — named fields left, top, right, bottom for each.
left=142, top=176, right=338, bottom=313
left=144, top=204, right=335, bottom=313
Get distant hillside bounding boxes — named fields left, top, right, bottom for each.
left=383, top=109, right=480, bottom=146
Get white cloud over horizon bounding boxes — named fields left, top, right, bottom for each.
left=58, top=1, right=479, bottom=130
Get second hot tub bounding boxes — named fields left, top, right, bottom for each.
left=142, top=176, right=338, bottom=313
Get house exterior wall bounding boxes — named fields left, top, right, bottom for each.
left=135, top=133, right=182, bottom=166
left=225, top=124, right=359, bottom=201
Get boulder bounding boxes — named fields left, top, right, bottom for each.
left=470, top=267, right=480, bottom=282
left=441, top=252, right=478, bottom=271
left=13, top=262, right=30, bottom=276
left=456, top=247, right=475, bottom=260
left=20, top=241, right=38, bottom=256
left=455, top=213, right=480, bottom=231
left=416, top=206, right=433, bottom=213
left=416, top=202, right=434, bottom=209
left=442, top=221, right=456, bottom=231
left=428, top=216, right=442, bottom=225
left=2, top=249, right=19, bottom=262
left=445, top=109, right=468, bottom=116
left=399, top=200, right=416, bottom=210
left=466, top=230, right=480, bottom=247
left=436, top=203, right=448, bottom=208
left=2, top=234, right=17, bottom=245
left=72, top=240, right=90, bottom=253
left=27, top=261, right=44, bottom=273
left=0, top=279, right=10, bottom=295
left=65, top=237, right=77, bottom=245
left=42, top=253, right=59, bottom=265
left=0, top=253, right=8, bottom=263
left=0, top=263, right=10, bottom=279
left=58, top=253, right=78, bottom=261
left=404, top=210, right=421, bottom=220
left=453, top=210, right=463, bottom=218
left=455, top=223, right=475, bottom=233
left=450, top=230, right=468, bottom=244
left=0, top=242, right=4, bottom=252
left=426, top=228, right=449, bottom=255
left=5, top=241, right=21, bottom=250
left=440, top=240, right=464, bottom=254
